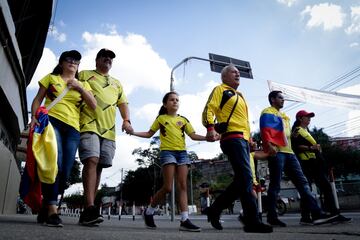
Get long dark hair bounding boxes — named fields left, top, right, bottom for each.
left=51, top=63, right=79, bottom=79
left=291, top=119, right=301, bottom=132
left=158, top=91, right=178, bottom=115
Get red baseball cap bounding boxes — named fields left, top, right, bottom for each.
left=296, top=110, right=315, bottom=119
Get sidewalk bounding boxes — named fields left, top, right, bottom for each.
left=0, top=212, right=359, bottom=240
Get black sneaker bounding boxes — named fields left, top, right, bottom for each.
left=333, top=214, right=352, bottom=224
left=300, top=217, right=314, bottom=226
left=204, top=207, right=222, bottom=230
left=46, top=214, right=63, bottom=227
left=79, top=206, right=104, bottom=226
left=37, top=207, right=47, bottom=224
left=244, top=223, right=273, bottom=233
left=179, top=219, right=201, bottom=232
left=143, top=211, right=156, bottom=229
left=313, top=213, right=338, bottom=225
left=267, top=218, right=287, bottom=227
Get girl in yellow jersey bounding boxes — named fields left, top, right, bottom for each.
left=130, top=91, right=211, bottom=232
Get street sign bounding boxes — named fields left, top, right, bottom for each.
left=209, top=53, right=253, bottom=79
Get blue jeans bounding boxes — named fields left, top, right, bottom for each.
left=42, top=117, right=80, bottom=205
left=159, top=150, right=190, bottom=166
left=211, top=138, right=260, bottom=225
left=267, top=152, right=321, bottom=220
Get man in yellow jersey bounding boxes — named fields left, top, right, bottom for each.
left=260, top=91, right=338, bottom=227
left=78, top=48, right=133, bottom=226
left=202, top=64, right=272, bottom=233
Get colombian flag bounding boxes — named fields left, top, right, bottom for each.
left=259, top=108, right=287, bottom=152
left=19, top=106, right=58, bottom=211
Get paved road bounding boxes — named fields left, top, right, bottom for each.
left=0, top=212, right=359, bottom=240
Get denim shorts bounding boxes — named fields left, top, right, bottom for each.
left=79, top=132, right=116, bottom=168
left=159, top=150, right=190, bottom=166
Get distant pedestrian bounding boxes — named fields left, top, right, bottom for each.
left=130, top=91, right=209, bottom=232
left=291, top=110, right=352, bottom=225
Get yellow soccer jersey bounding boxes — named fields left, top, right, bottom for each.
left=39, top=74, right=91, bottom=131
left=250, top=152, right=258, bottom=185
left=150, top=114, right=195, bottom=151
left=79, top=70, right=128, bottom=141
left=202, top=83, right=250, bottom=140
left=277, top=110, right=293, bottom=154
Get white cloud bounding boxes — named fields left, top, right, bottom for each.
left=277, top=0, right=297, bottom=7
left=345, top=6, right=360, bottom=34
left=301, top=3, right=345, bottom=31
left=59, top=20, right=66, bottom=27
left=350, top=42, right=359, bottom=48
left=48, top=26, right=67, bottom=42
left=79, top=31, right=171, bottom=94
left=27, top=48, right=58, bottom=90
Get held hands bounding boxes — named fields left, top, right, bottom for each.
left=206, top=129, right=220, bottom=142
left=122, top=120, right=133, bottom=134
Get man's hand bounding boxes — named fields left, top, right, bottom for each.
left=267, top=142, right=278, bottom=156
left=122, top=120, right=133, bottom=134
left=206, top=129, right=218, bottom=142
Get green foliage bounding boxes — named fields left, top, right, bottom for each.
left=66, top=159, right=82, bottom=189
left=309, top=127, right=360, bottom=178
left=210, top=173, right=232, bottom=192
left=62, top=192, right=83, bottom=208
left=122, top=167, right=161, bottom=205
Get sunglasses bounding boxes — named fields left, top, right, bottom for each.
left=64, top=57, right=80, bottom=65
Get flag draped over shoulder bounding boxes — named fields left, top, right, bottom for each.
left=259, top=108, right=287, bottom=152
left=19, top=106, right=58, bottom=211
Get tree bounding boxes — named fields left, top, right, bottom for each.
left=121, top=137, right=163, bottom=205
left=67, top=159, right=82, bottom=187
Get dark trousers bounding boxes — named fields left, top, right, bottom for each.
left=300, top=157, right=338, bottom=217
left=211, top=138, right=260, bottom=225
left=267, top=152, right=321, bottom=220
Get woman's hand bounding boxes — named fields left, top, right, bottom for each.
left=30, top=115, right=40, bottom=129
left=67, top=78, right=83, bottom=92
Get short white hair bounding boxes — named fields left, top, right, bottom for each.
left=221, top=64, right=237, bottom=81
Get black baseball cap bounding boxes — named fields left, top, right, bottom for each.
left=96, top=48, right=116, bottom=59
left=59, top=50, right=81, bottom=62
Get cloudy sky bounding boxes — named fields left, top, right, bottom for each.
left=26, top=0, right=360, bottom=193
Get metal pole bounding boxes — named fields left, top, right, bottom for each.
left=190, top=164, right=194, bottom=206
left=119, top=168, right=123, bottom=221
left=329, top=168, right=340, bottom=209
left=171, top=179, right=175, bottom=221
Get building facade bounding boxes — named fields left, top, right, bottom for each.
left=0, top=0, right=52, bottom=214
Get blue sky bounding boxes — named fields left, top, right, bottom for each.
left=27, top=0, right=360, bottom=193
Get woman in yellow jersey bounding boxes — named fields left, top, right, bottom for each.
left=130, top=91, right=211, bottom=232
left=30, top=50, right=96, bottom=227
left=291, top=110, right=351, bottom=224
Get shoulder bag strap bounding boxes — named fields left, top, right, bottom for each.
left=46, top=86, right=70, bottom=111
